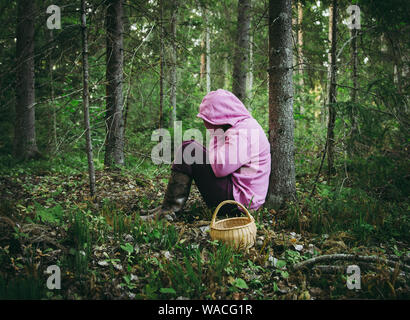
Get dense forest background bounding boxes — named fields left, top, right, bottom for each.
left=0, top=0, right=409, bottom=300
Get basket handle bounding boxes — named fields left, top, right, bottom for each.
left=210, top=200, right=254, bottom=228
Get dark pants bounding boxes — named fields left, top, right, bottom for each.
left=171, top=140, right=235, bottom=213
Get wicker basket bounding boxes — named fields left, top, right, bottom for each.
left=209, top=200, right=257, bottom=250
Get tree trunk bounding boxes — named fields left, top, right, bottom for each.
left=297, top=1, right=304, bottom=114
left=48, top=30, right=58, bottom=152
left=224, top=53, right=229, bottom=89
left=14, top=0, right=39, bottom=160
left=159, top=0, right=164, bottom=129
left=326, top=0, right=338, bottom=178
left=387, top=35, right=403, bottom=95
left=169, top=0, right=177, bottom=126
left=322, top=3, right=334, bottom=124
left=351, top=28, right=358, bottom=104
left=297, top=2, right=303, bottom=85
left=247, top=30, right=253, bottom=104
left=232, top=0, right=251, bottom=102
left=205, top=9, right=211, bottom=93
left=223, top=6, right=230, bottom=90
left=81, top=0, right=96, bottom=196
left=292, top=2, right=297, bottom=75
left=265, top=0, right=296, bottom=209
left=350, top=27, right=358, bottom=143
left=200, top=37, right=206, bottom=85
left=327, top=4, right=333, bottom=87
left=348, top=26, right=359, bottom=156
left=105, top=0, right=125, bottom=167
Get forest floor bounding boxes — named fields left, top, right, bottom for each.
left=0, top=164, right=409, bottom=300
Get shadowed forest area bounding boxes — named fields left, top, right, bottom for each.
left=0, top=0, right=409, bottom=301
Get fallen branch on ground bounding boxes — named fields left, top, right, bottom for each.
left=312, top=262, right=409, bottom=279
left=292, top=254, right=410, bottom=272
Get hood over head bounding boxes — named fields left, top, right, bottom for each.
left=197, top=89, right=251, bottom=127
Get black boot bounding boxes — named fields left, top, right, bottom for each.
left=140, top=171, right=192, bottom=222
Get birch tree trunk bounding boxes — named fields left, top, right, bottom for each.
left=265, top=0, right=296, bottom=209
left=105, top=0, right=125, bottom=167
left=81, top=0, right=96, bottom=196
left=169, top=0, right=177, bottom=126
left=232, top=0, right=251, bottom=102
left=322, top=3, right=334, bottom=124
left=327, top=4, right=333, bottom=87
left=14, top=0, right=39, bottom=160
left=200, top=37, right=206, bottom=85
left=326, top=0, right=338, bottom=178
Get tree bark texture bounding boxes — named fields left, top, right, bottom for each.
left=224, top=53, right=229, bottom=89
left=322, top=3, right=334, bottom=124
left=297, top=1, right=304, bottom=114
left=232, top=0, right=251, bottom=102
left=169, top=0, right=177, bottom=126
left=81, top=0, right=96, bottom=196
left=351, top=28, right=358, bottom=104
left=247, top=31, right=254, bottom=104
left=159, top=0, right=164, bottom=129
left=205, top=10, right=211, bottom=93
left=105, top=0, right=125, bottom=166
left=326, top=0, right=337, bottom=178
left=14, top=0, right=39, bottom=159
left=48, top=30, right=58, bottom=152
left=297, top=2, right=303, bottom=87
left=349, top=26, right=358, bottom=152
left=266, top=0, right=296, bottom=209
left=200, top=37, right=206, bottom=84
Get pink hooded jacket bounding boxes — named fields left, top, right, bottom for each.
left=197, top=89, right=271, bottom=210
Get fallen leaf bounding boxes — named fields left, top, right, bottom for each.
left=98, top=260, right=109, bottom=267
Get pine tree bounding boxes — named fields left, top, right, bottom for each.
left=232, top=0, right=251, bottom=102
left=265, top=0, right=296, bottom=209
left=105, top=0, right=125, bottom=167
left=14, top=0, right=40, bottom=159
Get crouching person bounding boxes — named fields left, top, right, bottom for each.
left=141, top=89, right=271, bottom=221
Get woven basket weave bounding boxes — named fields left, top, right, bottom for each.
left=209, top=200, right=256, bottom=250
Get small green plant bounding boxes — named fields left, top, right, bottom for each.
left=133, top=218, right=179, bottom=250
left=232, top=278, right=248, bottom=290
left=102, top=252, right=121, bottom=267
left=122, top=274, right=137, bottom=290
left=285, top=249, right=303, bottom=264
left=34, top=203, right=64, bottom=224
left=12, top=227, right=29, bottom=240
left=120, top=242, right=134, bottom=272
left=208, top=242, right=234, bottom=283
left=164, top=246, right=204, bottom=298
left=272, top=259, right=289, bottom=279
left=66, top=210, right=93, bottom=275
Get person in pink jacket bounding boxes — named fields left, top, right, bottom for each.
left=142, top=89, right=271, bottom=221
